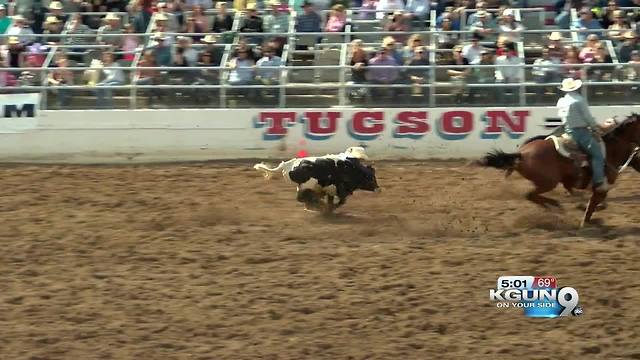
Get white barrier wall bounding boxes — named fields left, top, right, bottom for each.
left=1, top=94, right=639, bottom=163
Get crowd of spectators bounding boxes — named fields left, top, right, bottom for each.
left=0, top=0, right=638, bottom=106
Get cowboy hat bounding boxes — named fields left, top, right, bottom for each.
left=49, top=1, right=63, bottom=10
left=155, top=13, right=168, bottom=21
left=246, top=3, right=257, bottom=10
left=345, top=146, right=369, bottom=160
left=12, top=14, right=25, bottom=21
left=502, top=8, right=514, bottom=17
left=623, top=31, right=636, bottom=39
left=548, top=31, right=563, bottom=41
left=104, top=12, right=120, bottom=21
left=559, top=78, right=582, bottom=92
left=7, top=36, right=19, bottom=45
left=476, top=10, right=488, bottom=17
left=202, top=34, right=217, bottom=43
left=45, top=16, right=61, bottom=24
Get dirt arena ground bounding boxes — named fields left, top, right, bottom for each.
left=0, top=160, right=638, bottom=360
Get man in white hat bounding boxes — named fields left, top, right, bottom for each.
left=556, top=78, right=612, bottom=192
left=97, top=13, right=123, bottom=47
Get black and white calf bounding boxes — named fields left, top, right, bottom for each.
left=253, top=147, right=380, bottom=211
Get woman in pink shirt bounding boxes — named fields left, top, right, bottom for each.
left=563, top=46, right=583, bottom=79
left=578, top=34, right=600, bottom=63
left=122, top=23, right=140, bottom=62
left=325, top=4, right=346, bottom=32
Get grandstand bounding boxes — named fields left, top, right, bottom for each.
left=0, top=0, right=639, bottom=109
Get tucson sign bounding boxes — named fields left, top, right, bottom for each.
left=253, top=109, right=531, bottom=141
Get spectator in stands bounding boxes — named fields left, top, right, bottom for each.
left=497, top=8, right=524, bottom=42
left=466, top=1, right=487, bottom=26
left=7, top=15, right=35, bottom=45
left=228, top=47, right=256, bottom=100
left=0, top=55, right=17, bottom=89
left=359, top=0, right=378, bottom=20
left=295, top=1, right=321, bottom=49
left=122, top=23, right=140, bottom=62
left=183, top=15, right=203, bottom=42
left=599, top=0, right=620, bottom=29
left=95, top=51, right=125, bottom=108
left=382, top=36, right=403, bottom=65
left=403, top=34, right=423, bottom=59
left=98, top=13, right=124, bottom=49
left=48, top=55, right=74, bottom=107
left=532, top=47, right=561, bottom=102
left=623, top=49, right=640, bottom=79
left=190, top=4, right=211, bottom=34
left=579, top=34, right=600, bottom=63
left=446, top=45, right=470, bottom=104
left=231, top=37, right=260, bottom=61
left=176, top=36, right=199, bottom=66
left=65, top=13, right=94, bottom=60
left=368, top=46, right=400, bottom=97
left=0, top=5, right=11, bottom=36
left=202, top=34, right=225, bottom=65
left=325, top=4, right=347, bottom=33
left=156, top=2, right=180, bottom=33
left=469, top=10, right=497, bottom=42
left=151, top=32, right=173, bottom=66
left=618, top=31, right=639, bottom=62
left=256, top=45, right=282, bottom=99
left=494, top=41, right=522, bottom=104
left=48, top=1, right=68, bottom=23
left=43, top=16, right=63, bottom=45
left=135, top=50, right=160, bottom=105
left=563, top=46, right=583, bottom=79
left=462, top=34, right=485, bottom=64
left=212, top=2, right=234, bottom=32
left=607, top=10, right=630, bottom=44
left=572, top=7, right=603, bottom=42
left=437, top=7, right=461, bottom=31
left=154, top=13, right=175, bottom=45
left=192, top=51, right=219, bottom=102
left=349, top=39, right=368, bottom=99
left=436, top=16, right=458, bottom=49
left=405, top=46, right=429, bottom=99
left=470, top=49, right=495, bottom=103
left=405, top=0, right=429, bottom=30
left=263, top=0, right=289, bottom=50
left=547, top=31, right=566, bottom=62
left=375, top=0, right=405, bottom=20
left=128, top=1, right=149, bottom=33
left=240, top=3, right=264, bottom=45
left=384, top=11, right=410, bottom=43
left=4, top=37, right=24, bottom=68
left=171, top=46, right=196, bottom=85
left=588, top=43, right=613, bottom=81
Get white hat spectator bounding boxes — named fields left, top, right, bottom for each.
left=104, top=13, right=120, bottom=21
left=49, top=1, right=63, bottom=10
left=502, top=8, right=514, bottom=17
left=45, top=16, right=61, bottom=24
left=548, top=32, right=563, bottom=41
left=202, top=34, right=217, bottom=43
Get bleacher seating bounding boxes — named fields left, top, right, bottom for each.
left=0, top=1, right=638, bottom=109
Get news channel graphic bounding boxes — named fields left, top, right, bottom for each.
left=489, top=276, right=583, bottom=318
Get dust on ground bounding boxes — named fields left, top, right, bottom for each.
left=0, top=161, right=638, bottom=360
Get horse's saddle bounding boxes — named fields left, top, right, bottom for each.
left=546, top=133, right=590, bottom=167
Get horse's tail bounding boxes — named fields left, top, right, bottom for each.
left=474, top=150, right=522, bottom=175
left=253, top=161, right=286, bottom=180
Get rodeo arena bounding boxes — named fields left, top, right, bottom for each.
left=2, top=0, right=640, bottom=358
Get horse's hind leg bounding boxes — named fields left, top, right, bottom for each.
left=526, top=182, right=561, bottom=208
left=581, top=191, right=608, bottom=227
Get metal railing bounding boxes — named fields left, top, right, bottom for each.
left=2, top=62, right=638, bottom=109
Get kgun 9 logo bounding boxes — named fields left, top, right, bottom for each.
left=490, top=276, right=583, bottom=318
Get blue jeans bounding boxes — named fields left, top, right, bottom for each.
left=566, top=127, right=605, bottom=185
left=95, top=80, right=123, bottom=108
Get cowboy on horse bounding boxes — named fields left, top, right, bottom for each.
left=556, top=78, right=613, bottom=193
left=475, top=78, right=640, bottom=227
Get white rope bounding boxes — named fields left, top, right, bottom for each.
left=618, top=146, right=640, bottom=174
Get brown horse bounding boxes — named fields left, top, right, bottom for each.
left=476, top=113, right=640, bottom=227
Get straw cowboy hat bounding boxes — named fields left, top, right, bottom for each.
left=548, top=31, right=563, bottom=41
left=7, top=36, right=20, bottom=45
left=559, top=78, right=582, bottom=92
left=104, top=12, right=120, bottom=21
left=12, top=14, right=25, bottom=22
left=345, top=146, right=369, bottom=160
left=49, top=1, right=63, bottom=10
left=246, top=3, right=257, bottom=10
left=476, top=10, right=488, bottom=17
left=155, top=13, right=168, bottom=21
left=202, top=34, right=217, bottom=43
left=45, top=16, right=61, bottom=24
left=623, top=31, right=636, bottom=39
